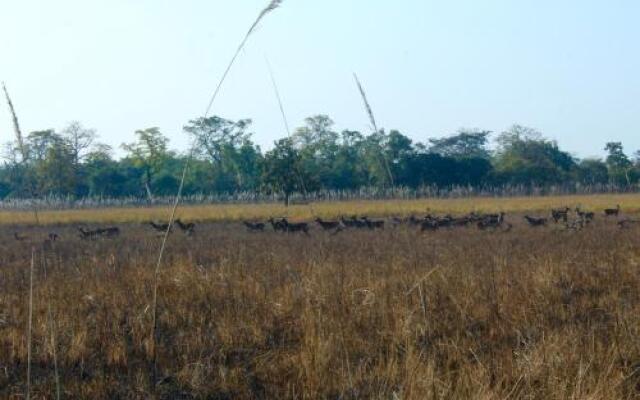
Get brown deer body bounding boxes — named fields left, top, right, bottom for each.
left=243, top=221, right=266, bottom=232
left=175, top=219, right=195, bottom=235
left=551, top=207, right=570, bottom=223
left=524, top=215, right=547, bottom=227
left=604, top=205, right=621, bottom=217
left=315, top=218, right=341, bottom=230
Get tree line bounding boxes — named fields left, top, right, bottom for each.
left=1, top=115, right=637, bottom=203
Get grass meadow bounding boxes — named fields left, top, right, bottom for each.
left=2, top=194, right=640, bottom=398
left=1, top=193, right=639, bottom=225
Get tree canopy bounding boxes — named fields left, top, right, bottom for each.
left=0, top=116, right=636, bottom=202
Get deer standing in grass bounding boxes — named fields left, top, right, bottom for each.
left=315, top=217, right=341, bottom=231
left=524, top=215, right=547, bottom=227
left=243, top=221, right=266, bottom=232
left=604, top=205, right=621, bottom=217
left=175, top=219, right=195, bottom=235
left=149, top=221, right=171, bottom=233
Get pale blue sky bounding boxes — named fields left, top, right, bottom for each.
left=1, top=0, right=639, bottom=158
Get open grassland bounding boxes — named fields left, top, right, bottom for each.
left=1, top=193, right=640, bottom=225
left=2, top=196, right=640, bottom=398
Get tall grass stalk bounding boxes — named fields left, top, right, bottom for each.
left=151, top=156, right=190, bottom=386
left=26, top=248, right=34, bottom=400
left=2, top=82, right=27, bottom=162
left=265, top=56, right=291, bottom=137
left=2, top=83, right=40, bottom=225
left=41, top=248, right=61, bottom=400
left=265, top=55, right=311, bottom=207
left=149, top=2, right=284, bottom=386
left=48, top=305, right=60, bottom=400
left=202, top=0, right=284, bottom=119
left=353, top=73, right=395, bottom=188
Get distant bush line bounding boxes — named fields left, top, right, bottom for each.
left=0, top=184, right=639, bottom=211
left=1, top=114, right=637, bottom=208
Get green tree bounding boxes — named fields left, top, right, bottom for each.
left=429, top=129, right=491, bottom=159
left=292, top=115, right=339, bottom=191
left=262, top=138, right=303, bottom=206
left=184, top=116, right=258, bottom=191
left=575, top=158, right=609, bottom=185
left=384, top=130, right=414, bottom=185
left=605, top=142, right=632, bottom=185
left=493, top=125, right=575, bottom=185
left=25, top=130, right=76, bottom=195
left=121, top=127, right=171, bottom=200
left=61, top=121, right=97, bottom=195
left=331, top=130, right=368, bottom=189
left=84, top=144, right=128, bottom=197
left=360, top=130, right=396, bottom=187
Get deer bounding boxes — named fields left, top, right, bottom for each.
left=175, top=219, right=195, bottom=235
left=351, top=216, right=369, bottom=229
left=420, top=219, right=439, bottom=232
left=243, top=221, right=266, bottom=232
left=575, top=207, right=595, bottom=222
left=477, top=212, right=507, bottom=230
left=604, top=205, right=621, bottom=217
left=97, top=227, right=120, bottom=238
left=551, top=207, right=570, bottom=223
left=48, top=232, right=59, bottom=241
left=339, top=216, right=356, bottom=228
left=340, top=216, right=367, bottom=229
left=268, top=217, right=288, bottom=232
left=315, top=217, right=341, bottom=231
left=149, top=221, right=171, bottom=233
left=362, top=216, right=384, bottom=230
left=450, top=216, right=473, bottom=227
left=524, top=215, right=547, bottom=227
left=283, top=220, right=310, bottom=235
left=78, top=227, right=100, bottom=240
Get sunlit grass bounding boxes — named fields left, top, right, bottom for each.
left=0, top=193, right=637, bottom=225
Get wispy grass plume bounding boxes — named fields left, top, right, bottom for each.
left=353, top=73, right=394, bottom=187
left=2, top=83, right=40, bottom=224
left=2, top=82, right=27, bottom=162
left=203, top=0, right=284, bottom=118
left=150, top=0, right=284, bottom=389
left=353, top=73, right=379, bottom=134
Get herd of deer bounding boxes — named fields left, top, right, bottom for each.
left=77, top=219, right=196, bottom=241
left=74, top=219, right=196, bottom=241
left=13, top=219, right=197, bottom=243
left=243, top=212, right=510, bottom=234
left=243, top=205, right=631, bottom=235
left=522, top=205, right=629, bottom=230
left=148, top=219, right=196, bottom=235
left=10, top=205, right=632, bottom=242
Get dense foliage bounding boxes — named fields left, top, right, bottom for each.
left=1, top=115, right=637, bottom=201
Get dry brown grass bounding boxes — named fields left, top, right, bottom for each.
left=2, top=199, right=640, bottom=398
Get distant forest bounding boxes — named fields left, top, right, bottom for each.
left=1, top=115, right=637, bottom=203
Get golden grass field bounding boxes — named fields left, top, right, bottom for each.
left=1, top=193, right=638, bottom=225
left=3, top=194, right=640, bottom=399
